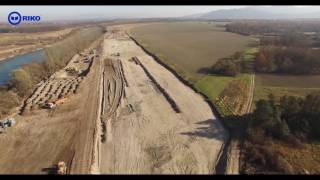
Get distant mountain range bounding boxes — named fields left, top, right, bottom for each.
left=183, top=6, right=320, bottom=20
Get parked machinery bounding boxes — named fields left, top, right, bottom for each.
left=0, top=118, right=16, bottom=129
left=57, top=161, right=67, bottom=175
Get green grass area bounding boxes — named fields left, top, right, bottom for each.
left=242, top=47, right=258, bottom=73
left=243, top=48, right=258, bottom=61
left=131, top=22, right=254, bottom=77
left=254, top=86, right=320, bottom=103
left=195, top=73, right=251, bottom=102
left=195, top=73, right=252, bottom=117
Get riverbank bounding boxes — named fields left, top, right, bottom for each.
left=0, top=50, right=45, bottom=86
left=0, top=47, right=43, bottom=63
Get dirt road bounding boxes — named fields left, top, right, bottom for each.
left=98, top=27, right=228, bottom=174
left=225, top=74, right=255, bottom=175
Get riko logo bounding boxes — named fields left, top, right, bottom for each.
left=8, top=11, right=41, bottom=26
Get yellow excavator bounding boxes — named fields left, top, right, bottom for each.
left=57, top=161, right=67, bottom=175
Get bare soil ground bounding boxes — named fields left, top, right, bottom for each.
left=0, top=25, right=228, bottom=174
left=0, top=36, right=103, bottom=174
left=98, top=26, right=228, bottom=174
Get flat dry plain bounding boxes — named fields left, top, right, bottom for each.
left=130, top=22, right=254, bottom=79
left=0, top=27, right=75, bottom=61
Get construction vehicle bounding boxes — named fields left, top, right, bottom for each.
left=57, top=161, right=67, bottom=175
left=0, top=118, right=16, bottom=129
left=111, top=52, right=120, bottom=57
left=65, top=67, right=78, bottom=76
left=43, top=102, right=56, bottom=109
left=43, top=97, right=69, bottom=109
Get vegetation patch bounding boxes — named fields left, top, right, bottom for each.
left=242, top=93, right=320, bottom=174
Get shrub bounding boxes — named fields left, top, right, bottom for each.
left=0, top=90, right=20, bottom=119
left=10, top=68, right=33, bottom=97
left=211, top=58, right=241, bottom=76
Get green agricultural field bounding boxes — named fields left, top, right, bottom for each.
left=253, top=74, right=320, bottom=108
left=256, top=74, right=320, bottom=88
left=131, top=21, right=256, bottom=79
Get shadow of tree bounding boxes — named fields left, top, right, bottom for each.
left=180, top=119, right=227, bottom=141
left=197, top=67, right=213, bottom=75
left=197, top=67, right=238, bottom=77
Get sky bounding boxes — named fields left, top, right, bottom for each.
left=0, top=6, right=318, bottom=23
left=0, top=6, right=246, bottom=22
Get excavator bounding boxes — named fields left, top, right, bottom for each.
left=57, top=161, right=67, bottom=175
left=43, top=97, right=69, bottom=109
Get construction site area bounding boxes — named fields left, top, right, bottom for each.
left=97, top=26, right=228, bottom=174
left=0, top=25, right=228, bottom=174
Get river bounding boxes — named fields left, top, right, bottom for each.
left=0, top=50, right=45, bottom=86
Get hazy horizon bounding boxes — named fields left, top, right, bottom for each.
left=0, top=6, right=245, bottom=22
left=0, top=6, right=319, bottom=23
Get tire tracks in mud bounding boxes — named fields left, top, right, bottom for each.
left=101, top=58, right=127, bottom=144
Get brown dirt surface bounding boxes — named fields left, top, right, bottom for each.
left=98, top=26, right=228, bottom=174
left=0, top=25, right=229, bottom=174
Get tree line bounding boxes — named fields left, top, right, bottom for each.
left=225, top=21, right=320, bottom=75
left=225, top=20, right=320, bottom=35
left=255, top=46, right=320, bottom=74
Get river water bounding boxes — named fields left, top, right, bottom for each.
left=0, top=50, right=45, bottom=86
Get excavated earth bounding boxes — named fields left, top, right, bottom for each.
left=0, top=25, right=228, bottom=174
left=98, top=27, right=228, bottom=174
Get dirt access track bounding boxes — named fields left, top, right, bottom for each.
left=97, top=26, right=228, bottom=174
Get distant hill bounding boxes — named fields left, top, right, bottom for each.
left=183, top=6, right=320, bottom=20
